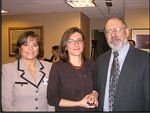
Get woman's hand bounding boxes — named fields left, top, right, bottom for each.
left=77, top=91, right=98, bottom=108
left=86, top=91, right=98, bottom=107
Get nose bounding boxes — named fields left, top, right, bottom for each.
left=28, top=45, right=33, bottom=50
left=110, top=30, right=118, bottom=37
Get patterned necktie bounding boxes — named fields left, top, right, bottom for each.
left=109, top=51, right=120, bottom=111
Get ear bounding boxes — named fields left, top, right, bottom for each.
left=126, top=28, right=129, bottom=37
left=37, top=51, right=39, bottom=55
left=65, top=47, right=67, bottom=51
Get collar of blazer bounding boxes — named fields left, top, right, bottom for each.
left=17, top=59, right=46, bottom=89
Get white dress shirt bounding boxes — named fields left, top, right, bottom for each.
left=103, top=43, right=130, bottom=111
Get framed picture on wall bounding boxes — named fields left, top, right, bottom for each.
left=131, top=28, right=150, bottom=53
left=8, top=26, right=43, bottom=56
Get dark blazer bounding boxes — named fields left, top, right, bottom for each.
left=95, top=46, right=149, bottom=111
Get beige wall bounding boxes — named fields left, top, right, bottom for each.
left=2, top=8, right=149, bottom=63
left=125, top=8, right=149, bottom=39
left=2, top=12, right=90, bottom=64
left=90, top=8, right=149, bottom=40
left=125, top=8, right=149, bottom=29
left=90, top=8, right=149, bottom=31
left=80, top=13, right=90, bottom=58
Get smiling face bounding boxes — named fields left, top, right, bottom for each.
left=19, top=36, right=39, bottom=61
left=66, top=32, right=84, bottom=57
left=105, top=18, right=129, bottom=51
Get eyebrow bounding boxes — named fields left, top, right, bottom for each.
left=69, top=38, right=82, bottom=40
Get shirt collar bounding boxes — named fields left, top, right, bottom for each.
left=112, top=42, right=130, bottom=59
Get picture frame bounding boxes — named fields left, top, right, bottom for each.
left=131, top=28, right=150, bottom=53
left=9, top=26, right=43, bottom=56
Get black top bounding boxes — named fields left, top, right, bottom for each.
left=47, top=59, right=96, bottom=111
left=44, top=55, right=59, bottom=62
left=44, top=55, right=54, bottom=62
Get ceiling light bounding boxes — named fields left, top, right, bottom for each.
left=66, top=0, right=95, bottom=7
left=105, top=0, right=112, bottom=14
left=1, top=10, right=8, bottom=14
left=105, top=0, right=112, bottom=7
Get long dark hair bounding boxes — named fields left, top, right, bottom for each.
left=59, top=27, right=86, bottom=62
left=15, top=31, right=43, bottom=59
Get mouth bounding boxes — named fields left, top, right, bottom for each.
left=74, top=48, right=80, bottom=51
left=111, top=38, right=120, bottom=43
left=27, top=52, right=34, bottom=55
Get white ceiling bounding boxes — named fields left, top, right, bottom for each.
left=2, top=0, right=149, bottom=19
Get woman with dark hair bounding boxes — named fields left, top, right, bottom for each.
left=128, top=39, right=135, bottom=47
left=2, top=31, right=55, bottom=111
left=47, top=27, right=98, bottom=111
left=44, top=45, right=60, bottom=62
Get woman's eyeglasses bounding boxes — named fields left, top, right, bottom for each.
left=67, top=39, right=84, bottom=45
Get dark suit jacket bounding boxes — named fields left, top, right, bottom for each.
left=95, top=46, right=149, bottom=111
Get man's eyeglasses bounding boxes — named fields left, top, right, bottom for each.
left=105, top=27, right=126, bottom=35
left=67, top=39, right=83, bottom=45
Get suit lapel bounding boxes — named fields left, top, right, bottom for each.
left=17, top=59, right=46, bottom=89
left=36, top=60, right=46, bottom=88
left=115, top=46, right=137, bottom=105
left=100, top=50, right=112, bottom=107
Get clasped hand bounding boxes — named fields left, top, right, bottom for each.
left=79, top=93, right=98, bottom=108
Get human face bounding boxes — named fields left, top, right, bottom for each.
left=105, top=18, right=129, bottom=51
left=66, top=32, right=84, bottom=57
left=52, top=49, right=59, bottom=57
left=20, top=37, right=39, bottom=60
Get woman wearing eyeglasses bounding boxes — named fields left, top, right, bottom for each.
left=47, top=27, right=98, bottom=111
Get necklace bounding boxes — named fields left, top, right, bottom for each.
left=68, top=60, right=83, bottom=70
